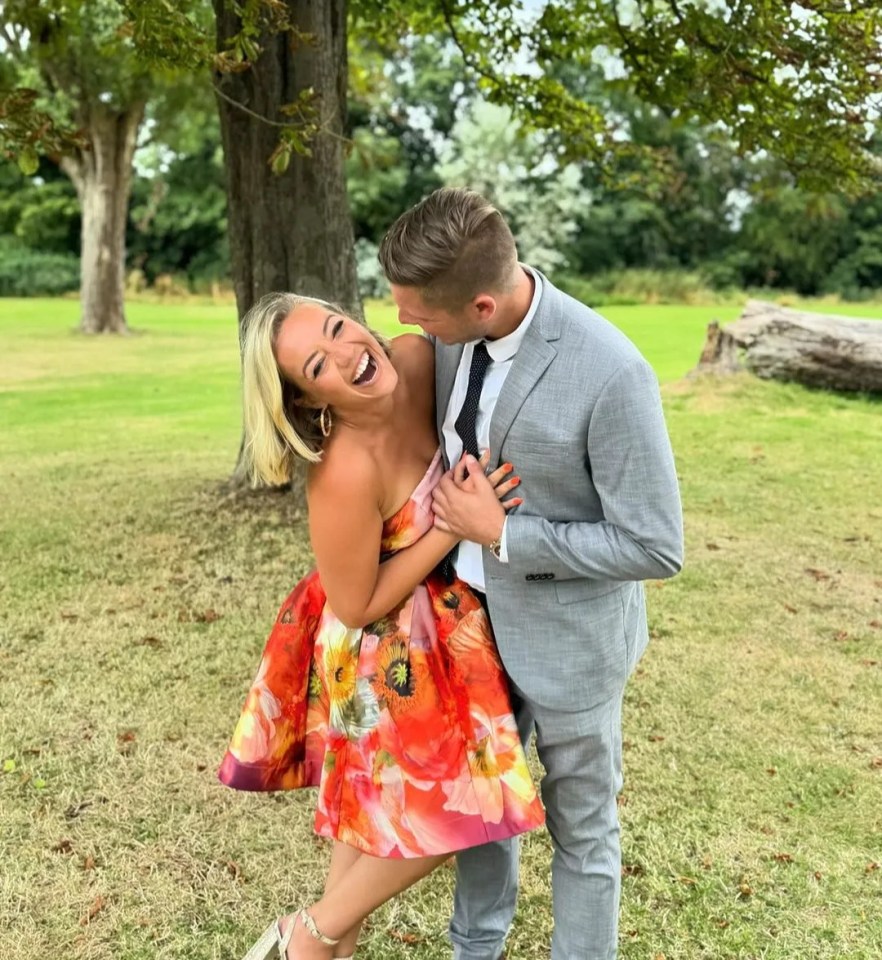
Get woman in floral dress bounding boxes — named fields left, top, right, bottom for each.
left=219, top=293, right=544, bottom=960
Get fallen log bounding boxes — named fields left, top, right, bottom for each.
left=693, top=300, right=882, bottom=393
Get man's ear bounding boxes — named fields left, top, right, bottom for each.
left=473, top=295, right=497, bottom=321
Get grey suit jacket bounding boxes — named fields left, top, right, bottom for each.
left=436, top=272, right=684, bottom=711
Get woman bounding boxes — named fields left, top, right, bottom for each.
left=218, top=293, right=544, bottom=960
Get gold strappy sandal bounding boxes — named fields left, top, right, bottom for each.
left=242, top=908, right=340, bottom=960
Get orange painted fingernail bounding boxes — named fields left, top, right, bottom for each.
left=512, top=476, right=521, bottom=484
left=503, top=463, right=513, bottom=471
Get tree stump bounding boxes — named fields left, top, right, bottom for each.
left=694, top=300, right=882, bottom=393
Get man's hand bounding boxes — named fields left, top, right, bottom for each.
left=433, top=452, right=522, bottom=543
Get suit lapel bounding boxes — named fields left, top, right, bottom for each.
left=489, top=273, right=561, bottom=459
left=434, top=340, right=464, bottom=463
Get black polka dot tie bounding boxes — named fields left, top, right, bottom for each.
left=454, top=341, right=491, bottom=459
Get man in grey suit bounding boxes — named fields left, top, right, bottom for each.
left=378, top=188, right=683, bottom=960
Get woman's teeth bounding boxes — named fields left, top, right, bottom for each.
left=352, top=351, right=377, bottom=385
left=353, top=352, right=370, bottom=383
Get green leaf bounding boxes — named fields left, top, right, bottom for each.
left=269, top=143, right=292, bottom=175
left=17, top=148, right=39, bottom=176
left=2, top=758, right=16, bottom=773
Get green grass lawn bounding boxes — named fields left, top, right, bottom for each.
left=1, top=296, right=881, bottom=960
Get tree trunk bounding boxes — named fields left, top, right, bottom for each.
left=213, top=0, right=359, bottom=488
left=213, top=0, right=359, bottom=321
left=61, top=103, right=145, bottom=334
left=694, top=300, right=882, bottom=393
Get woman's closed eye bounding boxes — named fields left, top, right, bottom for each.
left=311, top=318, right=345, bottom=377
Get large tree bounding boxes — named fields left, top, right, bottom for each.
left=1, top=0, right=158, bottom=333
left=11, top=0, right=881, bottom=323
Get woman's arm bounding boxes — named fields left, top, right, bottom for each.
left=307, top=454, right=457, bottom=629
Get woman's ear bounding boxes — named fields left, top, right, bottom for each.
left=291, top=393, right=320, bottom=411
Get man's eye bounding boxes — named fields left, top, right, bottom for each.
left=332, top=318, right=344, bottom=338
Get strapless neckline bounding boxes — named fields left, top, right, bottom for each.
left=382, top=448, right=442, bottom=523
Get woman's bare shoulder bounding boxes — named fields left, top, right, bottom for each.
left=307, top=435, right=380, bottom=506
left=391, top=332, right=433, bottom=369
left=390, top=333, right=434, bottom=404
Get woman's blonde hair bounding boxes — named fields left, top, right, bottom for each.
left=239, top=292, right=389, bottom=487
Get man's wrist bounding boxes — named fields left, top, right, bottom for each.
left=487, top=516, right=507, bottom=560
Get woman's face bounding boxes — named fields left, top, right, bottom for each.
left=274, top=302, right=396, bottom=411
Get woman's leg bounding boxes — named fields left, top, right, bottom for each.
left=284, top=852, right=450, bottom=959
left=324, top=842, right=363, bottom=957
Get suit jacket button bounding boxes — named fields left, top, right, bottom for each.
left=526, top=574, right=535, bottom=581
left=547, top=573, right=555, bottom=580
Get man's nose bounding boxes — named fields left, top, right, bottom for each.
left=398, top=311, right=418, bottom=327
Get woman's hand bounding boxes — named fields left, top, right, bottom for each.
left=433, top=451, right=523, bottom=543
left=476, top=449, right=523, bottom=511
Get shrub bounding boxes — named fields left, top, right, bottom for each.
left=556, top=269, right=727, bottom=306
left=0, top=238, right=79, bottom=296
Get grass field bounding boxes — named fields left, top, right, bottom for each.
left=1, top=296, right=881, bottom=960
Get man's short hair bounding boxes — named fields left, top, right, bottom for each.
left=378, top=187, right=519, bottom=309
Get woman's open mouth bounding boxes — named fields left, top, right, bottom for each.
left=352, top=351, right=378, bottom=386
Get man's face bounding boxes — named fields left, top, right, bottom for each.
left=390, top=284, right=492, bottom=344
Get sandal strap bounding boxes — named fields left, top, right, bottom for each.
left=298, top=908, right=340, bottom=946
left=278, top=919, right=294, bottom=952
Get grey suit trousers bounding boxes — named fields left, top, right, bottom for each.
left=450, top=676, right=625, bottom=960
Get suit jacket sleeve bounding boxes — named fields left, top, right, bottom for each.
left=504, top=358, right=684, bottom=582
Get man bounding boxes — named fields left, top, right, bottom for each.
left=378, top=188, right=683, bottom=960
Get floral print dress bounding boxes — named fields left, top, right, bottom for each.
left=218, top=449, right=545, bottom=858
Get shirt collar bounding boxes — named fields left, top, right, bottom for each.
left=482, top=265, right=543, bottom=363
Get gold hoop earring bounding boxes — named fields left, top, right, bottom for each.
left=320, top=406, right=333, bottom=438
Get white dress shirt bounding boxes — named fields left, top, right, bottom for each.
left=442, top=266, right=543, bottom=591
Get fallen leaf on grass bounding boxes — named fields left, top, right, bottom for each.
left=805, top=568, right=831, bottom=581
left=82, top=855, right=96, bottom=871
left=773, top=853, right=794, bottom=863
left=677, top=876, right=697, bottom=885
left=766, top=767, right=777, bottom=776
left=715, top=919, right=730, bottom=929
left=80, top=895, right=107, bottom=926
left=52, top=839, right=74, bottom=854
left=622, top=863, right=645, bottom=877
left=869, top=620, right=881, bottom=629
left=389, top=930, right=423, bottom=944
left=813, top=871, right=823, bottom=881
left=194, top=609, right=221, bottom=623
left=706, top=542, right=720, bottom=551
left=60, top=612, right=79, bottom=621
left=135, top=636, right=164, bottom=649
left=833, top=630, right=849, bottom=642
left=64, top=797, right=107, bottom=820
left=782, top=603, right=798, bottom=614
left=738, top=881, right=753, bottom=898
left=860, top=659, right=879, bottom=667
left=648, top=734, right=665, bottom=743
left=865, top=862, right=879, bottom=874
left=870, top=757, right=882, bottom=769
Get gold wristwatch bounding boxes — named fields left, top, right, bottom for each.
left=488, top=534, right=503, bottom=560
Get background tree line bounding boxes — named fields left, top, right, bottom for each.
left=2, top=0, right=880, bottom=318
left=4, top=37, right=881, bottom=306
